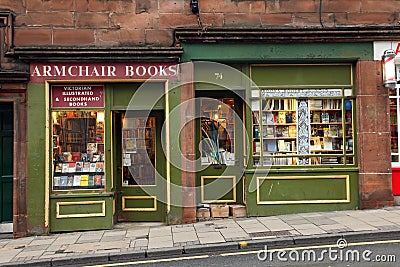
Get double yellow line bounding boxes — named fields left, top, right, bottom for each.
left=87, top=239, right=400, bottom=266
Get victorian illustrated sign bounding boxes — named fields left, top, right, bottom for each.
left=51, top=85, right=104, bottom=108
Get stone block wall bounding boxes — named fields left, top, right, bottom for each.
left=0, top=0, right=398, bottom=47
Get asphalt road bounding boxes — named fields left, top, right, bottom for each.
left=84, top=239, right=400, bottom=267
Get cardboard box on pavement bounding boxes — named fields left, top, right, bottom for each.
left=229, top=204, right=247, bottom=217
left=210, top=204, right=229, bottom=218
left=196, top=208, right=211, bottom=219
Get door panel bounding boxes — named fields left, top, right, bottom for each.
left=114, top=111, right=165, bottom=222
left=0, top=103, right=13, bottom=223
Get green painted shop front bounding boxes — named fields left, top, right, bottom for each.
left=27, top=63, right=182, bottom=233
left=183, top=42, right=371, bottom=216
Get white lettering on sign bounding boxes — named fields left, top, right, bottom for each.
left=31, top=63, right=178, bottom=81
left=51, top=85, right=104, bottom=108
left=32, top=65, right=117, bottom=77
left=124, top=65, right=178, bottom=77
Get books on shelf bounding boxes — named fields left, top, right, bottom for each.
left=73, top=175, right=81, bottom=187
left=54, top=176, right=60, bottom=187
left=60, top=176, right=68, bottom=186
left=265, top=139, right=277, bottom=152
left=94, top=175, right=102, bottom=186
left=75, top=162, right=83, bottom=172
left=68, top=162, right=76, bottom=173
left=80, top=174, right=89, bottom=186
left=324, top=138, right=333, bottom=150
left=82, top=162, right=90, bottom=172
left=88, top=175, right=94, bottom=186
left=96, top=162, right=104, bottom=172
left=277, top=111, right=286, bottom=124
left=67, top=176, right=73, bottom=186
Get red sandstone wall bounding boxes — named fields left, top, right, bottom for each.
left=0, top=0, right=398, bottom=47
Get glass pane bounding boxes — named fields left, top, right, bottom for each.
left=122, top=116, right=156, bottom=185
left=252, top=96, right=354, bottom=166
left=52, top=110, right=105, bottom=190
left=200, top=98, right=235, bottom=166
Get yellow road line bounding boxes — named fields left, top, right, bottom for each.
left=85, top=239, right=400, bottom=266
left=87, top=254, right=210, bottom=267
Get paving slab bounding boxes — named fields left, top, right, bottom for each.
left=172, top=230, right=198, bottom=243
left=147, top=236, right=173, bottom=249
left=197, top=231, right=225, bottom=244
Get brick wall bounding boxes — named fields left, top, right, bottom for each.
left=0, top=0, right=399, bottom=47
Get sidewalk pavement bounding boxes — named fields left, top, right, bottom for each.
left=2, top=206, right=400, bottom=266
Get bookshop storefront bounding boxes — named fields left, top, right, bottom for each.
left=178, top=28, right=394, bottom=217
left=27, top=62, right=180, bottom=233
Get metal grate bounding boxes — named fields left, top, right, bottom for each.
left=249, top=230, right=291, bottom=238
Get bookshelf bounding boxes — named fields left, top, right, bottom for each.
left=52, top=111, right=105, bottom=190
left=122, top=117, right=156, bottom=185
left=253, top=99, right=297, bottom=166
left=252, top=97, right=354, bottom=166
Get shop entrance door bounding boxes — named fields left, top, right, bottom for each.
left=0, top=103, right=13, bottom=230
left=113, top=110, right=166, bottom=222
left=196, top=91, right=245, bottom=205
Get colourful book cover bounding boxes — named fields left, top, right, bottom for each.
left=89, top=162, right=96, bottom=172
left=88, top=175, right=94, bottom=187
left=73, top=175, right=81, bottom=186
left=94, top=175, right=102, bottom=186
left=60, top=176, right=68, bottom=186
left=62, top=163, right=68, bottom=173
left=67, top=175, right=73, bottom=186
left=75, top=161, right=83, bottom=172
left=96, top=162, right=104, bottom=172
left=53, top=176, right=61, bottom=187
left=68, top=162, right=76, bottom=173
left=82, top=162, right=90, bottom=172
left=80, top=174, right=89, bottom=186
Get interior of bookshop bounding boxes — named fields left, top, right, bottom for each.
left=252, top=96, right=354, bottom=166
left=52, top=110, right=105, bottom=190
left=200, top=98, right=235, bottom=166
left=121, top=114, right=156, bottom=186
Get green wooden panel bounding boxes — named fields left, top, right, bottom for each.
left=111, top=82, right=165, bottom=110
left=251, top=64, right=353, bottom=87
left=124, top=198, right=155, bottom=209
left=0, top=103, right=13, bottom=223
left=245, top=170, right=359, bottom=217
left=181, top=43, right=373, bottom=62
left=258, top=176, right=347, bottom=202
left=58, top=202, right=104, bottom=215
left=50, top=197, right=112, bottom=232
left=202, top=177, right=235, bottom=202
left=27, top=83, right=47, bottom=231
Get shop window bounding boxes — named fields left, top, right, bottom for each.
left=390, top=87, right=400, bottom=164
left=52, top=111, right=105, bottom=190
left=200, top=98, right=235, bottom=166
left=122, top=115, right=156, bottom=185
left=252, top=90, right=354, bottom=166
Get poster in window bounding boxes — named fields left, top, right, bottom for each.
left=124, top=138, right=137, bottom=153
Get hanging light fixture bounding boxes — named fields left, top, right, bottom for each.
left=382, top=49, right=397, bottom=88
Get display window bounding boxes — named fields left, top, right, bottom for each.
left=52, top=110, right=105, bottom=190
left=251, top=89, right=354, bottom=166
left=200, top=98, right=235, bottom=166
